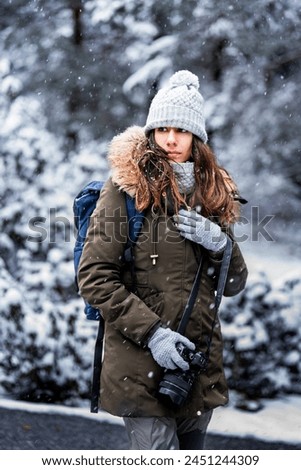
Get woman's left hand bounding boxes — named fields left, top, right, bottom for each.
left=174, top=208, right=226, bottom=253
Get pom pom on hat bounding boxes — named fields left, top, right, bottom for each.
left=169, top=70, right=199, bottom=90
left=145, top=70, right=207, bottom=143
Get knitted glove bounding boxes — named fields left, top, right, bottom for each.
left=148, top=327, right=195, bottom=371
left=174, top=208, right=227, bottom=253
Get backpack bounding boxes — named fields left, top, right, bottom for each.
left=73, top=180, right=145, bottom=412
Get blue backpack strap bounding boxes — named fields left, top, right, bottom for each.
left=126, top=193, right=145, bottom=243
left=73, top=180, right=104, bottom=245
left=124, top=193, right=145, bottom=262
left=73, top=181, right=104, bottom=321
left=124, top=193, right=146, bottom=295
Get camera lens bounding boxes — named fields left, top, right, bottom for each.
left=157, top=343, right=208, bottom=408
left=158, top=371, right=191, bottom=407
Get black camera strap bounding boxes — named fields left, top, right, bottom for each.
left=177, top=251, right=204, bottom=336
left=177, top=236, right=233, bottom=354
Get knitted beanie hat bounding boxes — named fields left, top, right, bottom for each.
left=145, top=70, right=207, bottom=143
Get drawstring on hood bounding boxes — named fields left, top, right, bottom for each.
left=150, top=207, right=160, bottom=266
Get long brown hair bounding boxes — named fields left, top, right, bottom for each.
left=135, top=131, right=240, bottom=225
left=191, top=138, right=240, bottom=224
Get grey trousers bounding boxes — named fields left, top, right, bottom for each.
left=123, top=410, right=213, bottom=450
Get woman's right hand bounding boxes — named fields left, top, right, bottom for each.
left=148, top=327, right=195, bottom=370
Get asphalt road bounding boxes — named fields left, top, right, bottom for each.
left=1, top=407, right=300, bottom=450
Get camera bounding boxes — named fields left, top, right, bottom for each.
left=158, top=343, right=208, bottom=408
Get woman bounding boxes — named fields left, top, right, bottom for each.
left=78, top=70, right=248, bottom=450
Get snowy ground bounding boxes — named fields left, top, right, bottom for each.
left=210, top=394, right=301, bottom=445
left=1, top=394, right=301, bottom=446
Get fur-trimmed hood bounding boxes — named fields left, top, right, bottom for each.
left=108, top=126, right=148, bottom=198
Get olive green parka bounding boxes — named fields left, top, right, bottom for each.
left=78, top=126, right=248, bottom=418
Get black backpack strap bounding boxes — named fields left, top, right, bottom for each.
left=90, top=319, right=104, bottom=413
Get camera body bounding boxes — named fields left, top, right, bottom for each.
left=158, top=343, right=208, bottom=408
